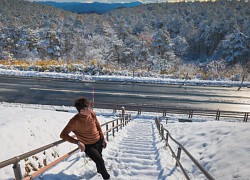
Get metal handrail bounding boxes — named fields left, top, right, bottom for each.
left=0, top=139, right=65, bottom=168
left=155, top=117, right=215, bottom=180
left=0, top=112, right=131, bottom=180
left=23, top=148, right=79, bottom=180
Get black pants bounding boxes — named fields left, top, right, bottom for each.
left=85, top=139, right=110, bottom=179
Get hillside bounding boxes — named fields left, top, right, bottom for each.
left=0, top=0, right=249, bottom=80
left=38, top=1, right=143, bottom=14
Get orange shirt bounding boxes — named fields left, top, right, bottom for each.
left=60, top=112, right=104, bottom=145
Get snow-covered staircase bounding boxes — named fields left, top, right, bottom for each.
left=34, top=118, right=179, bottom=180
left=99, top=119, right=162, bottom=180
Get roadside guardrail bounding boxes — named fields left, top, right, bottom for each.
left=94, top=103, right=249, bottom=122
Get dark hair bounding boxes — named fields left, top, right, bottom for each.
left=74, top=97, right=90, bottom=112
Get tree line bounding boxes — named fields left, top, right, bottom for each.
left=0, top=0, right=249, bottom=80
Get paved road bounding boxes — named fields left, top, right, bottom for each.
left=0, top=76, right=250, bottom=112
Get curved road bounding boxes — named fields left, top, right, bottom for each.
left=0, top=76, right=250, bottom=112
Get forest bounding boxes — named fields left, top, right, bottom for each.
left=0, top=0, right=249, bottom=80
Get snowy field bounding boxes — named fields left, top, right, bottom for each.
left=0, top=102, right=250, bottom=180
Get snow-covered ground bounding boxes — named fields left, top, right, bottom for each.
left=0, top=102, right=250, bottom=180
left=1, top=68, right=250, bottom=87
left=0, top=68, right=250, bottom=179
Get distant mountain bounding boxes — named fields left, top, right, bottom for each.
left=38, top=1, right=142, bottom=14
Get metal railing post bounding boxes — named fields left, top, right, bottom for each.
left=161, top=124, right=164, bottom=140
left=176, top=147, right=182, bottom=167
left=189, top=109, right=193, bottom=118
left=156, top=118, right=160, bottom=131
left=163, top=109, right=166, bottom=116
left=112, top=121, right=115, bottom=136
left=244, top=113, right=248, bottom=122
left=166, top=132, right=169, bottom=146
left=124, top=115, right=127, bottom=125
left=121, top=106, right=125, bottom=117
left=113, top=104, right=117, bottom=113
left=120, top=118, right=123, bottom=130
left=106, top=124, right=109, bottom=141
left=216, top=110, right=220, bottom=120
left=138, top=107, right=141, bottom=115
left=128, top=114, right=131, bottom=123
left=121, top=107, right=125, bottom=127
left=13, top=163, right=22, bottom=180
left=116, top=119, right=119, bottom=132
